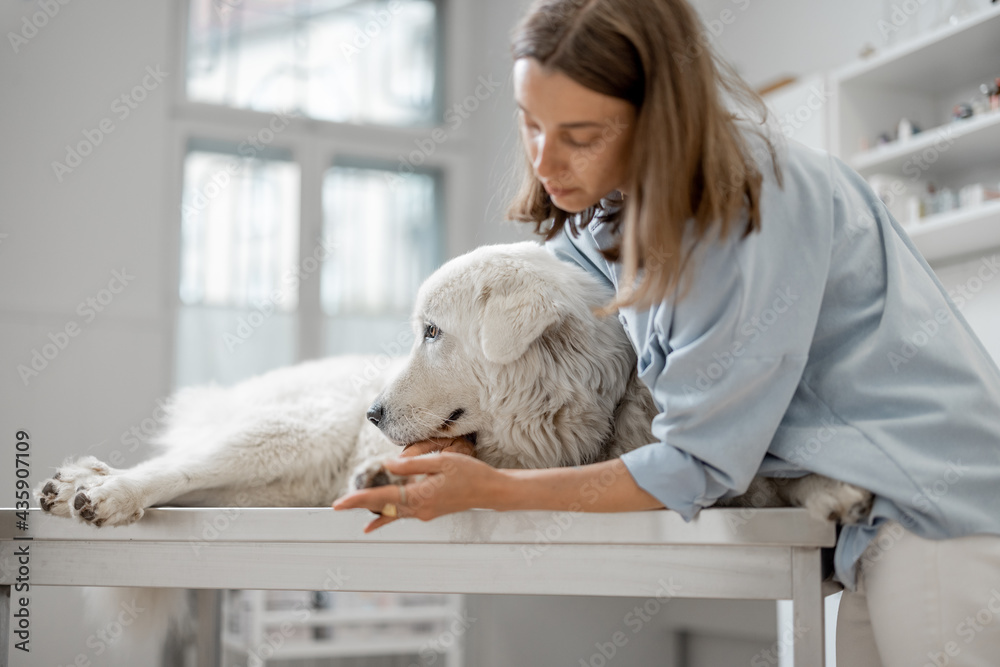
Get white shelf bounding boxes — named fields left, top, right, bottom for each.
left=850, top=110, right=1000, bottom=176
left=834, top=5, right=1000, bottom=92
left=830, top=4, right=1000, bottom=262
left=236, top=635, right=441, bottom=660
left=262, top=604, right=459, bottom=625
left=221, top=587, right=465, bottom=665
left=906, top=199, right=1000, bottom=263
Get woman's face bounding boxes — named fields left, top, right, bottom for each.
left=513, top=57, right=636, bottom=213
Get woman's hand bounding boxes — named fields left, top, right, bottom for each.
left=332, top=450, right=506, bottom=533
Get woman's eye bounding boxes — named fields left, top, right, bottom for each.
left=423, top=323, right=440, bottom=340
left=565, top=135, right=595, bottom=149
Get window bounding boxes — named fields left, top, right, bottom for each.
left=174, top=0, right=451, bottom=389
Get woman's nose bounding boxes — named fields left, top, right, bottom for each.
left=532, top=136, right=563, bottom=181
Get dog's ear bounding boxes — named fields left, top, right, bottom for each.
left=478, top=279, right=561, bottom=365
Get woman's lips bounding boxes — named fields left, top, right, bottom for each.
left=545, top=185, right=578, bottom=197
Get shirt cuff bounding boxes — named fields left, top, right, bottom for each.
left=620, top=443, right=715, bottom=521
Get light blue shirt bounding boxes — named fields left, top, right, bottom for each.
left=544, top=128, right=1000, bottom=590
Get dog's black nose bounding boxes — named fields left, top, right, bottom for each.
left=367, top=402, right=384, bottom=428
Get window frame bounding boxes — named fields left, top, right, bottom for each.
left=164, top=0, right=477, bottom=381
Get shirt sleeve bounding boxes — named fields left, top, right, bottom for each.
left=619, top=188, right=834, bottom=521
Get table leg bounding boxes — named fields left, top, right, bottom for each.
left=792, top=547, right=826, bottom=667
left=196, top=589, right=222, bottom=667
left=1, top=584, right=10, bottom=667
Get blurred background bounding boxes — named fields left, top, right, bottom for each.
left=2, top=0, right=1000, bottom=665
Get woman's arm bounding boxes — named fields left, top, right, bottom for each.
left=498, top=458, right=665, bottom=513
left=332, top=452, right=664, bottom=533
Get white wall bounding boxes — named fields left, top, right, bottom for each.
left=693, top=0, right=889, bottom=89
left=1, top=2, right=175, bottom=665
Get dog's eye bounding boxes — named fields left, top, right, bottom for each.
left=423, top=323, right=440, bottom=341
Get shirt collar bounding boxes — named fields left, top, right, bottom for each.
left=598, top=189, right=624, bottom=216
left=588, top=190, right=624, bottom=246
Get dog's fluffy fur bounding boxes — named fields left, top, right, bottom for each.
left=34, top=242, right=870, bottom=660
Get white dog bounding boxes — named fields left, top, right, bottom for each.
left=33, top=241, right=870, bottom=663
left=35, top=241, right=870, bottom=527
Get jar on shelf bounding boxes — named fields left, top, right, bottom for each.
left=982, top=78, right=1000, bottom=113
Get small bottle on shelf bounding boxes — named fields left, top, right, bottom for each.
left=934, top=0, right=979, bottom=27
left=938, top=187, right=958, bottom=214
left=898, top=117, right=914, bottom=142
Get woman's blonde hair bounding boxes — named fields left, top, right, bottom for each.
left=508, top=0, right=783, bottom=313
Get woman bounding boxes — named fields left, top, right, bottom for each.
left=334, top=0, right=1000, bottom=663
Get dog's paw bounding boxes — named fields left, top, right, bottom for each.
left=347, top=454, right=431, bottom=494
left=803, top=481, right=873, bottom=524
left=34, top=456, right=118, bottom=519
left=70, top=476, right=146, bottom=527
left=348, top=454, right=407, bottom=493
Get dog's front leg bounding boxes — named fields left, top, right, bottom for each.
left=34, top=452, right=225, bottom=527
left=35, top=430, right=315, bottom=526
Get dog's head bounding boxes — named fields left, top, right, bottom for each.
left=367, top=242, right=641, bottom=468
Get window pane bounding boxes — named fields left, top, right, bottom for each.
left=322, top=162, right=441, bottom=355
left=322, top=163, right=439, bottom=315
left=173, top=305, right=297, bottom=388
left=186, top=0, right=440, bottom=126
left=175, top=144, right=300, bottom=388
left=180, top=146, right=300, bottom=310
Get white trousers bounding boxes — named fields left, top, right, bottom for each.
left=835, top=520, right=1000, bottom=667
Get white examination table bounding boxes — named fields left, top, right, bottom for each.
left=0, top=507, right=834, bottom=665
